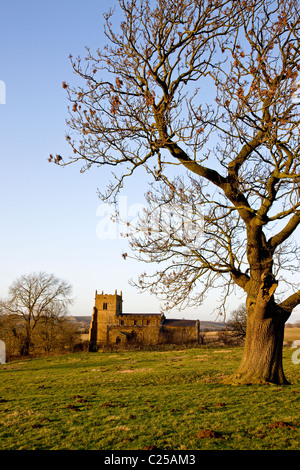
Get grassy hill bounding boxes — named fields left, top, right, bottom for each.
left=0, top=346, right=299, bottom=450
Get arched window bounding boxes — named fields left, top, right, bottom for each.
left=127, top=330, right=137, bottom=343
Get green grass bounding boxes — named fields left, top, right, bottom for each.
left=0, top=347, right=299, bottom=450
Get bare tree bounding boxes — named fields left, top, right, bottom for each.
left=53, top=0, right=300, bottom=384
left=0, top=272, right=73, bottom=355
left=33, top=303, right=78, bottom=353
left=227, top=304, right=247, bottom=340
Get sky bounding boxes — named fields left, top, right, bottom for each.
left=0, top=1, right=299, bottom=323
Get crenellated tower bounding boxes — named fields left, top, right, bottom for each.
left=89, top=290, right=122, bottom=347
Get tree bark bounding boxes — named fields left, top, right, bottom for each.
left=226, top=273, right=291, bottom=385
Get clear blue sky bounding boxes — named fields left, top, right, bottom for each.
left=0, top=1, right=298, bottom=322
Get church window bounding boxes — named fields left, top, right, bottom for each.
left=103, top=303, right=107, bottom=310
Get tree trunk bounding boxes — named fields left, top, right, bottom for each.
left=20, top=325, right=32, bottom=356
left=20, top=337, right=31, bottom=356
left=229, top=313, right=289, bottom=385
left=226, top=273, right=290, bottom=385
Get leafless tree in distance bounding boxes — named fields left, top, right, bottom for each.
left=0, top=272, right=73, bottom=355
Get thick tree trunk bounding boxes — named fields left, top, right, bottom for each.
left=229, top=313, right=288, bottom=384
left=20, top=325, right=32, bottom=356
left=226, top=273, right=291, bottom=385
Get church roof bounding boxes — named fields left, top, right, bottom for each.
left=162, top=318, right=197, bottom=327
left=119, top=312, right=162, bottom=316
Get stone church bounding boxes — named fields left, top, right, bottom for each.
left=89, top=290, right=200, bottom=349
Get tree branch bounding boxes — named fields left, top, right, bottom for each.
left=231, top=270, right=250, bottom=292
left=279, top=289, right=300, bottom=313
left=269, top=211, right=300, bottom=251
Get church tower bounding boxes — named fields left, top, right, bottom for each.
left=89, top=290, right=122, bottom=347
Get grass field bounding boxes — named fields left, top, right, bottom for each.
left=0, top=346, right=299, bottom=450
left=285, top=327, right=300, bottom=344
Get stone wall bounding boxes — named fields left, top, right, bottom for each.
left=160, top=325, right=199, bottom=344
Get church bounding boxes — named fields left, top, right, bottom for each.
left=89, top=290, right=200, bottom=349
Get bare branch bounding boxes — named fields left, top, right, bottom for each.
left=56, top=0, right=300, bottom=316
